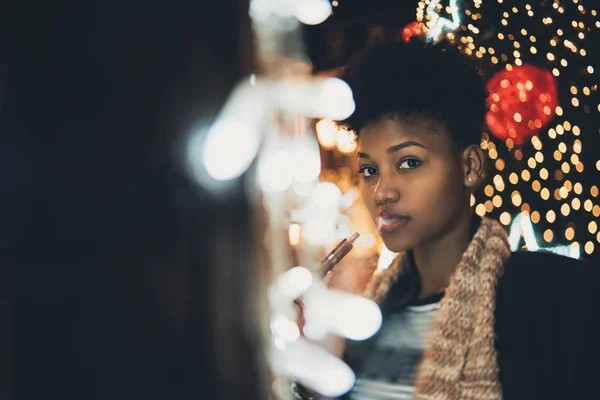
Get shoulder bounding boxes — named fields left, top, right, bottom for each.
left=497, top=250, right=600, bottom=312
left=501, top=250, right=599, bottom=286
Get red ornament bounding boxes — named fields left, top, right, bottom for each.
left=486, top=65, right=559, bottom=144
left=399, top=21, right=426, bottom=43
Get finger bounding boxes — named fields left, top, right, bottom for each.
left=321, top=272, right=332, bottom=287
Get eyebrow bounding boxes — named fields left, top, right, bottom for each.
left=357, top=141, right=428, bottom=159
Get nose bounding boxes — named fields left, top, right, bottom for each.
left=372, top=174, right=400, bottom=205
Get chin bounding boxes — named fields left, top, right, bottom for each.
left=381, top=236, right=414, bottom=254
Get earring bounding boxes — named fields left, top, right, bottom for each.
left=468, top=176, right=473, bottom=182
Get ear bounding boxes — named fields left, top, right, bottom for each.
left=462, top=144, right=486, bottom=189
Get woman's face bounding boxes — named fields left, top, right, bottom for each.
left=356, top=119, right=472, bottom=253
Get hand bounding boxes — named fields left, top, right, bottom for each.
left=321, top=255, right=377, bottom=295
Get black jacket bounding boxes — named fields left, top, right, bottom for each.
left=342, top=250, right=600, bottom=400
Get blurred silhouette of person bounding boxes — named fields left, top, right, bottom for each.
left=5, top=1, right=270, bottom=399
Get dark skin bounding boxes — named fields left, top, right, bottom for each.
left=327, top=118, right=486, bottom=299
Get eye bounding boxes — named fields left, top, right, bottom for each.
left=358, top=166, right=378, bottom=178
left=398, top=158, right=422, bottom=170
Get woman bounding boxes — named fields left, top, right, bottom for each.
left=323, top=39, right=600, bottom=400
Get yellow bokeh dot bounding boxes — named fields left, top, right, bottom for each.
left=476, top=203, right=486, bottom=216
left=565, top=227, right=575, bottom=240
left=585, top=241, right=595, bottom=254
left=561, top=203, right=571, bottom=216
left=554, top=150, right=562, bottom=161
left=591, top=185, right=599, bottom=197
left=563, top=121, right=572, bottom=131
left=531, top=211, right=541, bottom=223
left=543, top=229, right=554, bottom=242
left=559, top=187, right=569, bottom=199
left=521, top=169, right=531, bottom=181
left=589, top=221, right=598, bottom=234
left=512, top=147, right=522, bottom=159
left=546, top=210, right=556, bottom=223
left=540, top=188, right=550, bottom=200
left=493, top=195, right=503, bottom=207
left=532, top=180, right=542, bottom=192
left=499, top=212, right=512, bottom=225
left=558, top=142, right=567, bottom=153
left=489, top=148, right=498, bottom=159
left=512, top=191, right=522, bottom=206
left=571, top=154, right=580, bottom=165
left=572, top=198, right=581, bottom=210
left=484, top=184, right=495, bottom=197
left=574, top=182, right=583, bottom=194
left=584, top=199, right=593, bottom=211
left=594, top=206, right=600, bottom=217
left=535, top=151, right=544, bottom=163
left=495, top=159, right=505, bottom=171
left=539, top=168, right=549, bottom=180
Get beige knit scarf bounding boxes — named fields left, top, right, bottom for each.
left=363, top=218, right=511, bottom=400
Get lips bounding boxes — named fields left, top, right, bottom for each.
left=376, top=212, right=410, bottom=234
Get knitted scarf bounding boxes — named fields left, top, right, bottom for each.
left=363, top=218, right=511, bottom=400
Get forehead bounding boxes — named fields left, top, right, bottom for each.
left=357, top=118, right=455, bottom=155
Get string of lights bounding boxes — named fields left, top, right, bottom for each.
left=415, top=0, right=600, bottom=259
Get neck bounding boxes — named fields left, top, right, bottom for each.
left=413, top=211, right=474, bottom=299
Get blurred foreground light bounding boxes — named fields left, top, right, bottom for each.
left=269, top=266, right=313, bottom=304
left=288, top=223, right=301, bottom=246
left=271, top=315, right=300, bottom=342
left=258, top=149, right=295, bottom=192
left=188, top=81, right=268, bottom=183
left=270, top=338, right=355, bottom=397
left=336, top=128, right=357, bottom=153
left=292, top=0, right=332, bottom=25
left=312, top=182, right=342, bottom=209
left=270, top=78, right=355, bottom=121
left=333, top=293, right=382, bottom=340
left=303, top=286, right=382, bottom=341
left=316, top=119, right=338, bottom=149
left=293, top=134, right=321, bottom=183
left=202, top=120, right=261, bottom=180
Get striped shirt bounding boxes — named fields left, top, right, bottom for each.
left=349, top=295, right=441, bottom=400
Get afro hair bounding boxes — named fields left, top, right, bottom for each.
left=339, top=38, right=488, bottom=149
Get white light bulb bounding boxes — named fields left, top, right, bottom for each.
left=316, top=78, right=356, bottom=120
left=293, top=134, right=321, bottom=183
left=258, top=149, right=295, bottom=192
left=202, top=120, right=261, bottom=180
left=316, top=119, right=338, bottom=149
left=332, top=294, right=382, bottom=341
left=190, top=81, right=268, bottom=183
left=292, top=0, right=332, bottom=25
left=311, top=182, right=342, bottom=210
left=269, top=78, right=355, bottom=121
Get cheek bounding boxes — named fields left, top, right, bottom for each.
left=360, top=184, right=377, bottom=217
left=406, top=164, right=464, bottom=208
